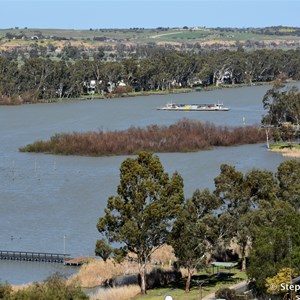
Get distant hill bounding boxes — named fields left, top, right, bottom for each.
left=1, top=26, right=300, bottom=53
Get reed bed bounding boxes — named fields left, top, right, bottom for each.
left=151, top=245, right=176, bottom=266
left=90, top=285, right=141, bottom=300
left=69, top=245, right=176, bottom=288
left=68, top=259, right=140, bottom=288
left=19, top=119, right=265, bottom=156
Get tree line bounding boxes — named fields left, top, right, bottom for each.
left=96, top=152, right=300, bottom=297
left=1, top=48, right=300, bottom=104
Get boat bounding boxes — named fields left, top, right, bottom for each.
left=157, top=103, right=230, bottom=111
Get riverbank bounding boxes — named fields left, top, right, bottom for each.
left=269, top=142, right=300, bottom=158
left=0, top=80, right=278, bottom=105
left=269, top=148, right=300, bottom=158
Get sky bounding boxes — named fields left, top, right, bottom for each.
left=1, top=0, right=300, bottom=30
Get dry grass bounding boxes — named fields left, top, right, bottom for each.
left=151, top=245, right=176, bottom=266
left=270, top=148, right=300, bottom=157
left=11, top=283, right=32, bottom=292
left=68, top=259, right=141, bottom=288
left=69, top=245, right=177, bottom=288
left=90, top=285, right=141, bottom=300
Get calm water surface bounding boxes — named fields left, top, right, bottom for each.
left=0, top=84, right=299, bottom=284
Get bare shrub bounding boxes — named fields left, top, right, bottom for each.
left=20, top=119, right=265, bottom=156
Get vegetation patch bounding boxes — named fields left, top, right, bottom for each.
left=270, top=143, right=300, bottom=150
left=90, top=284, right=141, bottom=300
left=19, top=119, right=265, bottom=156
left=1, top=274, right=88, bottom=300
left=133, top=270, right=247, bottom=300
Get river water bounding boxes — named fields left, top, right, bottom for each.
left=0, top=84, right=299, bottom=284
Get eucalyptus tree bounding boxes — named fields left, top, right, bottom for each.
left=121, top=58, right=139, bottom=88
left=276, top=159, right=300, bottom=209
left=247, top=199, right=300, bottom=292
left=61, top=44, right=81, bottom=60
left=210, top=50, right=245, bottom=85
left=0, top=57, right=19, bottom=97
left=96, top=152, right=184, bottom=295
left=52, top=61, right=71, bottom=98
left=164, top=52, right=199, bottom=88
left=137, top=58, right=161, bottom=91
left=19, top=58, right=55, bottom=100
left=262, top=84, right=300, bottom=144
left=67, top=60, right=94, bottom=97
left=214, top=164, right=278, bottom=271
left=170, top=188, right=220, bottom=292
left=212, top=50, right=247, bottom=85
left=101, top=61, right=124, bottom=92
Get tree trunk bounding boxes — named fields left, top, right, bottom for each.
left=185, top=269, right=192, bottom=293
left=241, top=242, right=247, bottom=272
left=265, top=128, right=270, bottom=149
left=140, top=265, right=147, bottom=295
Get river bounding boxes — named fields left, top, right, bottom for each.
left=0, top=84, right=299, bottom=284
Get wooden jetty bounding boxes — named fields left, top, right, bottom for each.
left=0, top=250, right=70, bottom=263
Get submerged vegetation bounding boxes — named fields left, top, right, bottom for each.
left=19, top=119, right=265, bottom=156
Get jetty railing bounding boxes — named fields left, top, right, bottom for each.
left=0, top=250, right=70, bottom=263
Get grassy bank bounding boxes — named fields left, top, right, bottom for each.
left=89, top=272, right=247, bottom=300
left=269, top=142, right=300, bottom=157
left=270, top=142, right=300, bottom=150
left=8, top=244, right=247, bottom=300
left=19, top=119, right=265, bottom=156
left=69, top=245, right=176, bottom=288
left=133, top=269, right=247, bottom=300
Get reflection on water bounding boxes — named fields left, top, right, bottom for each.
left=1, top=84, right=299, bottom=284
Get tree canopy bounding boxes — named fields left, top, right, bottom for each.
left=262, top=84, right=300, bottom=127
left=1, top=48, right=300, bottom=103
left=170, top=188, right=220, bottom=292
left=96, top=153, right=300, bottom=296
left=96, top=151, right=184, bottom=294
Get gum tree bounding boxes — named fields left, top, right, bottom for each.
left=170, top=188, right=220, bottom=292
left=96, top=151, right=184, bottom=295
left=214, top=164, right=278, bottom=272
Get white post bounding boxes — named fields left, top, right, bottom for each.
left=63, top=235, right=66, bottom=254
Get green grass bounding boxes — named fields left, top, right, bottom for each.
left=127, top=88, right=193, bottom=97
left=270, top=142, right=300, bottom=150
left=154, top=29, right=297, bottom=42
left=2, top=27, right=300, bottom=44
left=134, top=269, right=247, bottom=300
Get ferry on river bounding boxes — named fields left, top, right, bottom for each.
left=157, top=103, right=230, bottom=111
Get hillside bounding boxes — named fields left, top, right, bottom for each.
left=1, top=26, right=300, bottom=53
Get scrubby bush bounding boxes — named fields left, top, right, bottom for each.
left=0, top=282, right=12, bottom=299
left=19, top=119, right=265, bottom=156
left=138, top=269, right=182, bottom=290
left=215, top=287, right=238, bottom=300
left=7, top=274, right=88, bottom=300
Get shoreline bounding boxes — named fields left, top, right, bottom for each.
left=0, top=80, right=280, bottom=106
left=269, top=148, right=300, bottom=158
